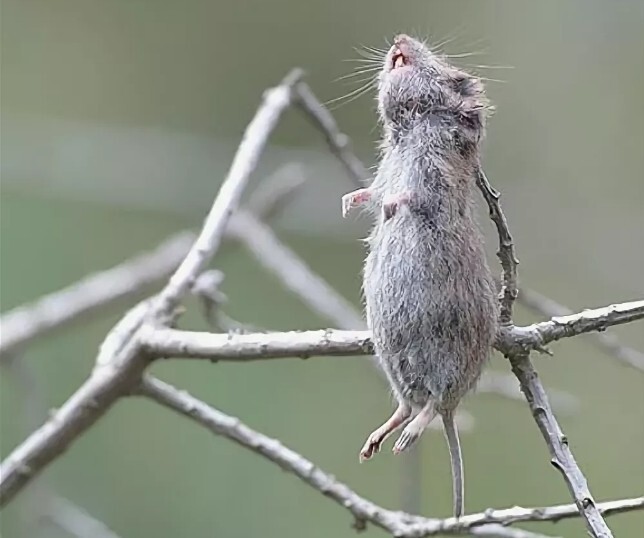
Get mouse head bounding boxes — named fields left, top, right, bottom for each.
left=378, top=34, right=489, bottom=133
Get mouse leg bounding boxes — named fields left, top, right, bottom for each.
left=382, top=192, right=410, bottom=221
left=359, top=403, right=412, bottom=462
left=342, top=188, right=372, bottom=218
left=392, top=400, right=437, bottom=455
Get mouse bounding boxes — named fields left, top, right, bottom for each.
left=341, top=34, right=499, bottom=518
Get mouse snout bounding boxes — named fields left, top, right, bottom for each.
left=394, top=34, right=411, bottom=45
left=390, top=35, right=413, bottom=70
left=393, top=35, right=412, bottom=55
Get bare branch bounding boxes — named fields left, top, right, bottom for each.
left=150, top=69, right=304, bottom=322
left=140, top=299, right=644, bottom=362
left=229, top=211, right=365, bottom=329
left=2, top=356, right=120, bottom=537
left=476, top=170, right=519, bottom=325
left=502, top=300, right=644, bottom=355
left=0, top=336, right=146, bottom=507
left=141, top=327, right=372, bottom=360
left=292, top=81, right=371, bottom=186
left=507, top=353, right=609, bottom=536
left=137, top=376, right=641, bottom=537
left=517, top=287, right=644, bottom=372
left=0, top=232, right=194, bottom=359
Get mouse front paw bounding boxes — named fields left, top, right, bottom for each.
left=382, top=193, right=410, bottom=222
left=342, top=188, right=371, bottom=218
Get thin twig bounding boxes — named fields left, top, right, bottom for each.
left=228, top=211, right=365, bottom=329
left=292, top=81, right=371, bottom=186
left=502, top=300, right=644, bottom=355
left=508, top=353, right=609, bottom=536
left=476, top=170, right=519, bottom=326
left=2, top=356, right=120, bottom=537
left=517, top=286, right=644, bottom=372
left=137, top=376, right=641, bottom=537
left=150, top=69, right=304, bottom=323
left=0, top=232, right=194, bottom=359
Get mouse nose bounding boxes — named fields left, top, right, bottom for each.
left=392, top=34, right=413, bottom=59
left=394, top=34, right=411, bottom=45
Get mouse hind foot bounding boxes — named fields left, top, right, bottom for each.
left=359, top=403, right=412, bottom=462
left=392, top=400, right=437, bottom=454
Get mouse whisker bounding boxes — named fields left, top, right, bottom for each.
left=335, top=68, right=381, bottom=82
left=342, top=58, right=382, bottom=65
left=465, top=63, right=515, bottom=70
left=324, top=79, right=377, bottom=109
left=355, top=45, right=387, bottom=59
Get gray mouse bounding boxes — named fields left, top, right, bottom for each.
left=342, top=34, right=499, bottom=518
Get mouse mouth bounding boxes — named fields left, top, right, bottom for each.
left=391, top=48, right=409, bottom=70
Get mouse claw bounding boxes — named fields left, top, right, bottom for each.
left=341, top=193, right=353, bottom=218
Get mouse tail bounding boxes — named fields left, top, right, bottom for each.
left=442, top=411, right=464, bottom=518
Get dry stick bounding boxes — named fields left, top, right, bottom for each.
left=475, top=173, right=612, bottom=538
left=149, top=69, right=304, bottom=323
left=139, top=299, right=644, bottom=361
left=228, top=211, right=365, bottom=329
left=475, top=170, right=519, bottom=326
left=137, top=375, right=641, bottom=537
left=516, top=286, right=644, bottom=372
left=0, top=232, right=195, bottom=359
left=0, top=69, right=304, bottom=507
left=2, top=356, right=121, bottom=538
left=292, top=81, right=371, bottom=185
left=502, top=301, right=644, bottom=354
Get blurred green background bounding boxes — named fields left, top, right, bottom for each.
left=1, top=0, right=643, bottom=537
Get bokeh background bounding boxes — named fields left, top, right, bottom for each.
left=2, top=1, right=643, bottom=537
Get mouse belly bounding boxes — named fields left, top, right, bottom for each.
left=363, top=228, right=497, bottom=409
